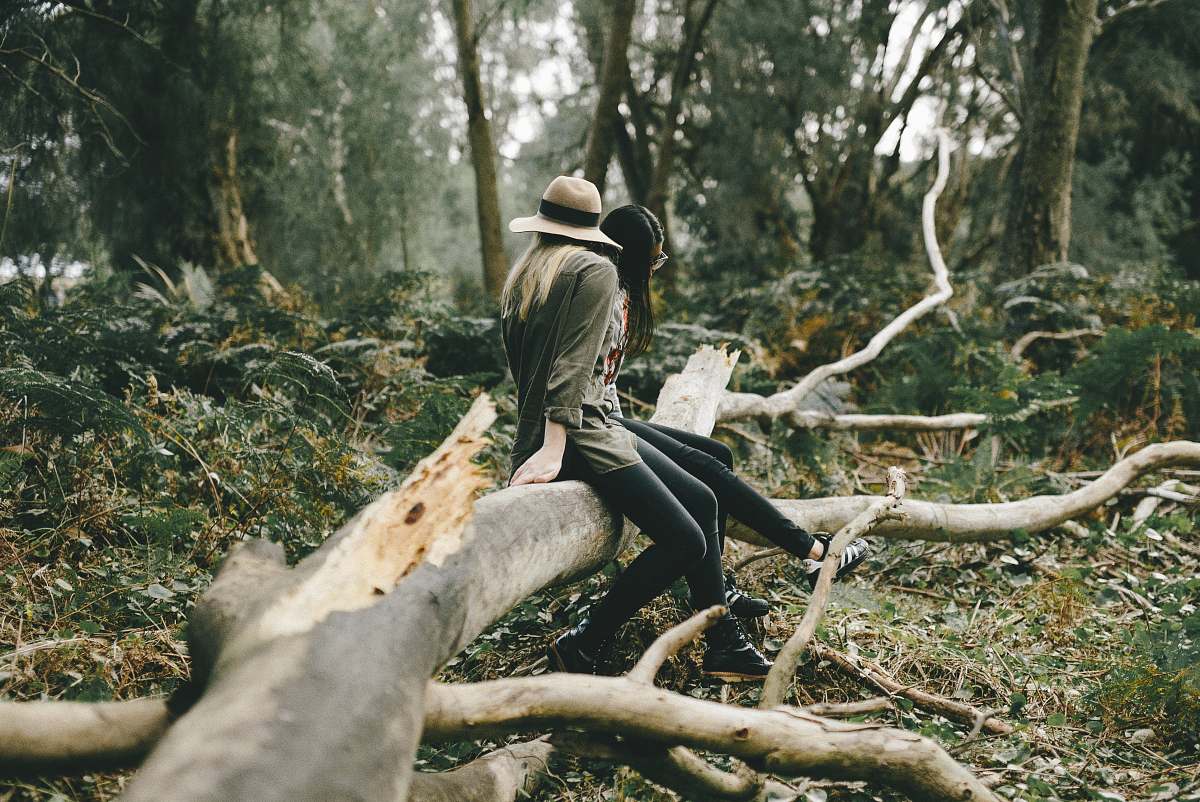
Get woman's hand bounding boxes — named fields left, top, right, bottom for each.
left=508, top=445, right=564, bottom=486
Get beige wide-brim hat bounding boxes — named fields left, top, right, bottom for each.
left=508, top=175, right=621, bottom=250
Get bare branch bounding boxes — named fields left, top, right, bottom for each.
left=422, top=675, right=1001, bottom=802
left=554, top=733, right=770, bottom=801
left=717, top=129, right=954, bottom=426
left=628, top=604, right=726, bottom=684
left=1010, top=327, right=1103, bottom=359
left=408, top=737, right=555, bottom=802
left=731, top=546, right=785, bottom=571
left=784, top=398, right=1077, bottom=431
left=805, top=697, right=895, bottom=717
left=760, top=467, right=908, bottom=709
left=0, top=699, right=170, bottom=773
left=727, top=440, right=1200, bottom=546
left=812, top=644, right=1015, bottom=735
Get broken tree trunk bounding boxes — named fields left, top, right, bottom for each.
left=112, top=346, right=739, bottom=800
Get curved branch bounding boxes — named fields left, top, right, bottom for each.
left=812, top=644, right=1014, bottom=736
left=784, top=397, right=1076, bottom=431
left=408, top=738, right=556, bottom=802
left=554, top=733, right=769, bottom=801
left=0, top=699, right=170, bottom=773
left=1010, top=328, right=1102, bottom=359
left=629, top=604, right=725, bottom=684
left=728, top=441, right=1200, bottom=546
left=422, top=675, right=1001, bottom=802
left=717, top=129, right=954, bottom=426
left=761, top=468, right=908, bottom=708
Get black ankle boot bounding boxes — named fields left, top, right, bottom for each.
left=701, top=614, right=772, bottom=681
left=722, top=570, right=770, bottom=618
left=547, top=617, right=600, bottom=674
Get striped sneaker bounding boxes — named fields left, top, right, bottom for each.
left=804, top=534, right=871, bottom=589
left=723, top=571, right=770, bottom=619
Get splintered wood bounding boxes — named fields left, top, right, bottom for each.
left=255, top=394, right=496, bottom=640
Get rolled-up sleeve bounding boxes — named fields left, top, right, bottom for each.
left=544, top=260, right=618, bottom=428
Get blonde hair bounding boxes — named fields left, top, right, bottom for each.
left=500, top=235, right=589, bottom=321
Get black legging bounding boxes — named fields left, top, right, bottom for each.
left=552, top=417, right=818, bottom=651
left=616, top=418, right=818, bottom=562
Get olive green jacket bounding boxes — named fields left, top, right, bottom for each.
left=500, top=250, right=641, bottom=480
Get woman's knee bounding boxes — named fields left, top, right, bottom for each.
left=663, top=491, right=715, bottom=566
left=683, top=485, right=719, bottom=547
left=708, top=440, right=734, bottom=470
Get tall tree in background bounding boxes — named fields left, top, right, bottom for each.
left=450, top=0, right=507, bottom=299
left=677, top=0, right=987, bottom=276
left=592, top=0, right=719, bottom=293
left=582, top=0, right=637, bottom=194
left=1002, top=0, right=1100, bottom=275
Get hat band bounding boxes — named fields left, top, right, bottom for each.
left=539, top=198, right=600, bottom=227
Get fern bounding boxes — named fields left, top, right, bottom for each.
left=0, top=366, right=149, bottom=441
left=1069, top=325, right=1200, bottom=437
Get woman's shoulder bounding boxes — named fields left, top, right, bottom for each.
left=562, top=248, right=617, bottom=278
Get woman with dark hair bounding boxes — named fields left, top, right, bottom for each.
left=593, top=204, right=871, bottom=619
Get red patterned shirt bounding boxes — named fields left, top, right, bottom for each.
left=599, top=284, right=629, bottom=418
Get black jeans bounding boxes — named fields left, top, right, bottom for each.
left=553, top=417, right=818, bottom=651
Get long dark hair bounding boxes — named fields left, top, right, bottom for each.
left=599, top=204, right=661, bottom=358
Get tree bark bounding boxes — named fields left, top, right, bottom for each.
left=1002, top=0, right=1100, bottom=275
left=450, top=0, right=507, bottom=299
left=422, top=674, right=1000, bottom=802
left=582, top=0, right=637, bottom=194
left=208, top=115, right=259, bottom=269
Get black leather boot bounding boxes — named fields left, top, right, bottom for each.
left=547, top=617, right=600, bottom=674
left=701, top=613, right=772, bottom=681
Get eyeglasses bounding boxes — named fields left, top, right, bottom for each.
left=650, top=251, right=669, bottom=272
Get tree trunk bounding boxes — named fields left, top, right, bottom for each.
left=583, top=0, right=637, bottom=194
left=1002, top=0, right=1099, bottom=275
left=208, top=115, right=259, bottom=269
left=450, top=0, right=507, bottom=299
left=643, top=0, right=718, bottom=296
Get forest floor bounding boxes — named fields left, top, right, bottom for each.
left=3, top=438, right=1197, bottom=802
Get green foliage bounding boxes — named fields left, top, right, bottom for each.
left=0, top=263, right=491, bottom=695
left=1069, top=324, right=1200, bottom=439
left=1089, top=603, right=1200, bottom=749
